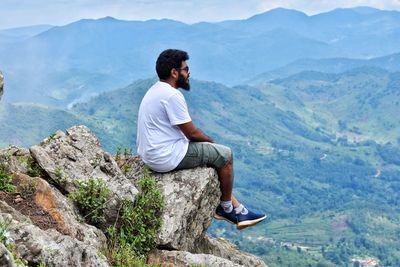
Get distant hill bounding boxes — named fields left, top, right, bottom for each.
left=0, top=24, right=53, bottom=45
left=1, top=7, right=400, bottom=106
left=258, top=67, right=400, bottom=143
left=250, top=52, right=400, bottom=83
left=1, top=70, right=400, bottom=265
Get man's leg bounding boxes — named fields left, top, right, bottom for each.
left=216, top=157, right=233, bottom=202
left=175, top=142, right=266, bottom=229
left=213, top=145, right=267, bottom=230
left=216, top=156, right=241, bottom=207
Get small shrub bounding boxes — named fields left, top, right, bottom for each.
left=54, top=167, right=63, bottom=179
left=0, top=217, right=11, bottom=245
left=0, top=164, right=15, bottom=193
left=6, top=243, right=28, bottom=266
left=26, top=157, right=44, bottom=177
left=115, top=147, right=121, bottom=161
left=118, top=175, right=164, bottom=256
left=18, top=178, right=37, bottom=199
left=122, top=165, right=132, bottom=175
left=69, top=178, right=110, bottom=225
left=123, top=147, right=132, bottom=158
left=42, top=133, right=57, bottom=145
left=103, top=226, right=149, bottom=267
left=0, top=218, right=30, bottom=266
left=103, top=174, right=164, bottom=265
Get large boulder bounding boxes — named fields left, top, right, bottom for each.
left=0, top=126, right=267, bottom=266
left=122, top=157, right=267, bottom=267
left=30, top=125, right=138, bottom=226
left=1, top=147, right=106, bottom=248
left=0, top=71, right=3, bottom=101
left=13, top=172, right=106, bottom=248
left=123, top=157, right=220, bottom=252
left=154, top=167, right=219, bottom=251
left=0, top=201, right=109, bottom=267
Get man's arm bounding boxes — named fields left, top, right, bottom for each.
left=177, top=121, right=215, bottom=143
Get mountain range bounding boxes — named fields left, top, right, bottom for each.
left=1, top=7, right=400, bottom=106
left=1, top=6, right=400, bottom=266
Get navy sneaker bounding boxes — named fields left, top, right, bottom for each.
left=214, top=205, right=237, bottom=225
left=236, top=209, right=267, bottom=230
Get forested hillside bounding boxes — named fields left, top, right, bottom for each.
left=2, top=68, right=399, bottom=266
left=1, top=6, right=400, bottom=266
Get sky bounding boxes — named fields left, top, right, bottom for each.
left=1, top=0, right=400, bottom=30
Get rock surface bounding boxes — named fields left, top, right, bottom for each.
left=0, top=147, right=31, bottom=174
left=0, top=201, right=109, bottom=267
left=30, top=125, right=138, bottom=226
left=148, top=249, right=243, bottom=267
left=123, top=157, right=220, bottom=251
left=155, top=168, right=220, bottom=251
left=0, top=71, right=3, bottom=101
left=123, top=156, right=267, bottom=267
left=15, top=172, right=106, bottom=248
left=0, top=243, right=17, bottom=267
left=196, top=236, right=268, bottom=267
left=0, top=126, right=267, bottom=267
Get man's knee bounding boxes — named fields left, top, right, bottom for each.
left=212, top=144, right=232, bottom=169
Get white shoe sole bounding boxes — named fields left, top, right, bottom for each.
left=214, top=213, right=236, bottom=225
left=237, top=215, right=267, bottom=230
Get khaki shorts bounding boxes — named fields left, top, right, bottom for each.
left=174, top=142, right=232, bottom=170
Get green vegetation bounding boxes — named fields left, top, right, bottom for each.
left=115, top=146, right=121, bottom=161
left=119, top=175, right=164, bottom=256
left=0, top=217, right=11, bottom=245
left=103, top=173, right=164, bottom=266
left=27, top=157, right=44, bottom=177
left=17, top=177, right=37, bottom=199
left=0, top=164, right=15, bottom=193
left=69, top=178, right=110, bottom=225
left=0, top=217, right=29, bottom=266
left=2, top=70, right=400, bottom=265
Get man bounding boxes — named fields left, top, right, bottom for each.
left=137, top=49, right=266, bottom=230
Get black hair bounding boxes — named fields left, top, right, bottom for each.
left=156, top=49, right=189, bottom=80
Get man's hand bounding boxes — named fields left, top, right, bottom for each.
left=177, top=121, right=215, bottom=143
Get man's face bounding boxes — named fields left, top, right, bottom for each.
left=176, top=61, right=190, bottom=91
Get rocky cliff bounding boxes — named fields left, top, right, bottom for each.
left=0, top=71, right=3, bottom=101
left=0, top=125, right=266, bottom=267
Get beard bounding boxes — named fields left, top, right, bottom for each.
left=177, top=73, right=190, bottom=91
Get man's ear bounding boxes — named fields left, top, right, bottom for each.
left=170, top=68, right=179, bottom=79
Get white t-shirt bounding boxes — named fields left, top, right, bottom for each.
left=136, top=81, right=191, bottom=172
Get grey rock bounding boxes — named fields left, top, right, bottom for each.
left=0, top=71, right=3, bottom=101
left=123, top=157, right=266, bottom=266
left=123, top=157, right=220, bottom=252
left=0, top=243, right=17, bottom=267
left=0, top=147, right=31, bottom=174
left=0, top=201, right=109, bottom=267
left=148, top=249, right=243, bottom=267
left=154, top=167, right=220, bottom=252
left=30, top=125, right=138, bottom=226
left=195, top=236, right=267, bottom=267
left=13, top=172, right=106, bottom=248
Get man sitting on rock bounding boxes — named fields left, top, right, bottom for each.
left=137, top=49, right=266, bottom=230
